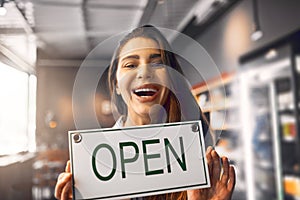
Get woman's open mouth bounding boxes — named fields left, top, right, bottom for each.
left=132, top=84, right=160, bottom=103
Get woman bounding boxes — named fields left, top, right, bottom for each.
left=55, top=25, right=235, bottom=200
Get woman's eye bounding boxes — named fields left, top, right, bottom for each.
left=150, top=61, right=163, bottom=67
left=124, top=64, right=136, bottom=68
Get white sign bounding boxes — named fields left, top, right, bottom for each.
left=69, top=120, right=210, bottom=200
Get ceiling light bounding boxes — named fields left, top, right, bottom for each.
left=251, top=29, right=263, bottom=41
left=251, top=0, right=263, bottom=41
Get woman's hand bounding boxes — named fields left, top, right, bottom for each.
left=54, top=160, right=73, bottom=200
left=187, top=147, right=236, bottom=200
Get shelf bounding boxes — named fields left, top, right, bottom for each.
left=282, top=136, right=297, bottom=143
left=256, top=183, right=276, bottom=196
left=257, top=136, right=272, bottom=143
left=256, top=107, right=270, bottom=115
left=279, top=108, right=295, bottom=115
left=191, top=72, right=236, bottom=95
left=283, top=167, right=299, bottom=175
left=279, top=104, right=295, bottom=111
left=201, top=99, right=238, bottom=113
left=255, top=160, right=274, bottom=170
left=212, top=124, right=241, bottom=131
left=192, top=72, right=240, bottom=133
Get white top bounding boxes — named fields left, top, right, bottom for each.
left=112, top=116, right=125, bottom=128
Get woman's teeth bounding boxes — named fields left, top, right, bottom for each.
left=134, top=88, right=157, bottom=97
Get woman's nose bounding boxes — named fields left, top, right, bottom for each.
left=137, top=64, right=153, bottom=79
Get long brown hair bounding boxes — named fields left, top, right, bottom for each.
left=108, top=25, right=210, bottom=200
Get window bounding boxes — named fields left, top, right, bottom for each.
left=0, top=61, right=36, bottom=155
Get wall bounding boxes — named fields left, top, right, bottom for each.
left=36, top=65, right=78, bottom=149
left=36, top=63, right=115, bottom=150
left=178, top=0, right=300, bottom=84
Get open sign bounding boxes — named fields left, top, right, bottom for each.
left=69, top=120, right=210, bottom=200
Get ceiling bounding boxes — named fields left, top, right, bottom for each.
left=0, top=0, right=232, bottom=68
left=33, top=0, right=200, bottom=64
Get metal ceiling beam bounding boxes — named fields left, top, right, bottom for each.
left=0, top=27, right=27, bottom=34
left=31, top=0, right=81, bottom=7
left=0, top=43, right=35, bottom=73
left=81, top=0, right=92, bottom=52
left=35, top=30, right=113, bottom=38
left=37, top=58, right=110, bottom=67
left=8, top=1, right=34, bottom=35
left=85, top=3, right=144, bottom=10
left=138, top=0, right=158, bottom=26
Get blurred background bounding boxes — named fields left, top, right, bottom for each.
left=0, top=0, right=299, bottom=199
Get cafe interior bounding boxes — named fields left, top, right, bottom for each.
left=0, top=0, right=300, bottom=199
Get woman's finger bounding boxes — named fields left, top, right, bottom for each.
left=211, top=150, right=221, bottom=184
left=227, top=166, right=236, bottom=190
left=54, top=173, right=72, bottom=199
left=206, top=146, right=213, bottom=154
left=206, top=147, right=213, bottom=176
left=220, top=157, right=229, bottom=184
left=65, top=160, right=71, bottom=173
left=61, top=181, right=72, bottom=200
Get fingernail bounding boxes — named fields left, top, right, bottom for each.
left=207, top=146, right=213, bottom=152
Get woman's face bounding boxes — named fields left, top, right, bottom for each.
left=116, top=37, right=170, bottom=121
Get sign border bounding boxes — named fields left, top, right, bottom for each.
left=69, top=120, right=209, bottom=200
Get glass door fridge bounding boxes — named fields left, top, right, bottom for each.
left=239, top=42, right=300, bottom=200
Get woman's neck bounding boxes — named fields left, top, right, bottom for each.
left=124, top=106, right=167, bottom=127
left=124, top=115, right=151, bottom=127
left=124, top=112, right=167, bottom=127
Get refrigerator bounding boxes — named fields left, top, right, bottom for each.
left=239, top=38, right=300, bottom=200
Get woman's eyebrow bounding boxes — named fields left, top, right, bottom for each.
left=149, top=53, right=161, bottom=59
left=121, top=55, right=139, bottom=62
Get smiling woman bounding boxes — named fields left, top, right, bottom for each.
left=108, top=25, right=203, bottom=127
left=55, top=25, right=236, bottom=200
